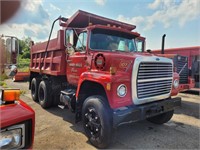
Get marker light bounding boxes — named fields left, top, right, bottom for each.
left=1, top=89, right=20, bottom=102
left=110, top=67, right=117, bottom=75
left=173, top=79, right=179, bottom=89
left=106, top=83, right=111, bottom=91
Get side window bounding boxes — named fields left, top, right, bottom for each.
left=136, top=40, right=143, bottom=52
left=76, top=32, right=87, bottom=51
left=65, top=29, right=74, bottom=45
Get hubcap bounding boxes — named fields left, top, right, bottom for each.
left=84, top=107, right=101, bottom=137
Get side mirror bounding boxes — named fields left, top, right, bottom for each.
left=66, top=43, right=75, bottom=55
left=135, top=37, right=145, bottom=52
left=146, top=49, right=151, bottom=53
left=65, top=29, right=74, bottom=47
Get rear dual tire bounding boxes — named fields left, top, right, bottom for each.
left=31, top=78, right=53, bottom=108
left=31, top=78, right=40, bottom=102
left=38, top=80, right=53, bottom=108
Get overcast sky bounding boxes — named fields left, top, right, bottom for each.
left=0, top=0, right=199, bottom=49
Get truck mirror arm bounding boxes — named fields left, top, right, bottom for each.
left=40, top=16, right=63, bottom=73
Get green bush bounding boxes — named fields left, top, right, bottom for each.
left=0, top=73, right=8, bottom=81
left=17, top=56, right=30, bottom=72
left=0, top=81, right=7, bottom=88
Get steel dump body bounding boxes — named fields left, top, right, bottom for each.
left=30, top=30, right=66, bottom=76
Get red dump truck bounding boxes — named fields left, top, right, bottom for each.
left=152, top=46, right=199, bottom=88
left=29, top=10, right=181, bottom=148
left=0, top=89, right=35, bottom=149
left=136, top=36, right=195, bottom=91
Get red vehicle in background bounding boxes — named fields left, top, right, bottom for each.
left=0, top=89, right=35, bottom=149
left=152, top=46, right=199, bottom=88
left=0, top=36, right=35, bottom=149
left=136, top=36, right=196, bottom=91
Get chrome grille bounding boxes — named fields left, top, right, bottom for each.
left=175, top=56, right=188, bottom=84
left=137, top=62, right=173, bottom=99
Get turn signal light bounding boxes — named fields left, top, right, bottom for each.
left=110, top=67, right=117, bottom=75
left=1, top=89, right=20, bottom=102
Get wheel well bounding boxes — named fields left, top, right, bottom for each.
left=29, top=72, right=41, bottom=89
left=77, top=80, right=109, bottom=107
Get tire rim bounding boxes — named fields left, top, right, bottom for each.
left=84, top=107, right=101, bottom=138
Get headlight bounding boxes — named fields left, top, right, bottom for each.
left=0, top=124, right=25, bottom=149
left=173, top=79, right=179, bottom=89
left=117, top=84, right=127, bottom=97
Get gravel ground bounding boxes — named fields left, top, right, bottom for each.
left=3, top=79, right=200, bottom=149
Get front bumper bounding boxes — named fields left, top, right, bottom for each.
left=113, top=97, right=181, bottom=127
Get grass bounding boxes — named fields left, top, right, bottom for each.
left=20, top=90, right=26, bottom=95
left=0, top=81, right=8, bottom=88
left=0, top=73, right=8, bottom=81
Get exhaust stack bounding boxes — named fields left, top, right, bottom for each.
left=161, top=34, right=166, bottom=54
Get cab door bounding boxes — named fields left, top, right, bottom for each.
left=66, top=31, right=88, bottom=85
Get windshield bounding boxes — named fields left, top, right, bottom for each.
left=90, top=28, right=137, bottom=52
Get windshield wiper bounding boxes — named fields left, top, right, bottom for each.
left=111, top=49, right=128, bottom=52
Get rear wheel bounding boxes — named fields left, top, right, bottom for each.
left=82, top=95, right=113, bottom=148
left=38, top=80, right=53, bottom=108
left=147, top=110, right=174, bottom=124
left=31, top=78, right=40, bottom=102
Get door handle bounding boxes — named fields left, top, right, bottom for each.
left=67, top=60, right=72, bottom=63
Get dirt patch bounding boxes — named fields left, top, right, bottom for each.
left=2, top=79, right=200, bottom=149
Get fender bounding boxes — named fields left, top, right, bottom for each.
left=76, top=71, right=111, bottom=100
left=171, top=72, right=180, bottom=96
left=76, top=71, right=133, bottom=109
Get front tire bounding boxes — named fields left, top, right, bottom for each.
left=82, top=96, right=113, bottom=149
left=38, top=80, right=52, bottom=108
left=147, top=110, right=174, bottom=124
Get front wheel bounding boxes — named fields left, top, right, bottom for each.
left=82, top=95, right=113, bottom=149
left=147, top=110, right=174, bottom=124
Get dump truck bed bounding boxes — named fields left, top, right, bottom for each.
left=30, top=30, right=66, bottom=76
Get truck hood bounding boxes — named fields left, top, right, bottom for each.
left=0, top=100, right=35, bottom=128
left=91, top=51, right=161, bottom=73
